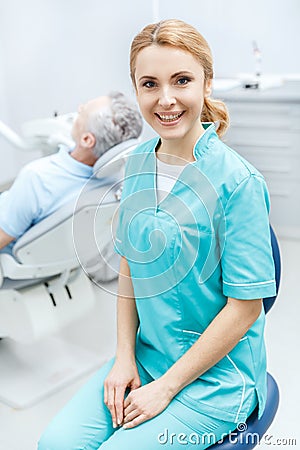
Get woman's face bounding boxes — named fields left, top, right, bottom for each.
left=134, top=45, right=211, bottom=146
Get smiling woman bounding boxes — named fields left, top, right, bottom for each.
left=133, top=45, right=211, bottom=161
left=130, top=19, right=229, bottom=141
left=39, top=19, right=276, bottom=450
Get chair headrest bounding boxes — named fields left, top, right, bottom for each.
left=92, top=138, right=139, bottom=178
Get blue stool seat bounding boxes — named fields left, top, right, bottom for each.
left=209, top=373, right=279, bottom=449
left=263, top=226, right=281, bottom=314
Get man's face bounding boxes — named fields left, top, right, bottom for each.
left=71, top=96, right=111, bottom=144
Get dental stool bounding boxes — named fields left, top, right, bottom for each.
left=209, top=226, right=281, bottom=449
left=0, top=138, right=138, bottom=408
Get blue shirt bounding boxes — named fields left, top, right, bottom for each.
left=0, top=147, right=108, bottom=248
left=116, top=124, right=276, bottom=423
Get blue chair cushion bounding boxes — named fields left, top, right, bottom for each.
left=208, top=373, right=279, bottom=449
left=263, top=226, right=281, bottom=314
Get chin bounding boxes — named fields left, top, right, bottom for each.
left=157, top=129, right=187, bottom=142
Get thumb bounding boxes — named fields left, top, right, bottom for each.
left=131, top=376, right=141, bottom=390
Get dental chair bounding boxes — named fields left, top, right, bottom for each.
left=0, top=136, right=139, bottom=408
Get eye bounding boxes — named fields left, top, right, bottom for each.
left=176, top=77, right=191, bottom=86
left=142, top=80, right=156, bottom=88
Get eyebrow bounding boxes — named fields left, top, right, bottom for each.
left=138, top=71, right=194, bottom=83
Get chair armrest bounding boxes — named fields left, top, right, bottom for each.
left=0, top=252, right=78, bottom=281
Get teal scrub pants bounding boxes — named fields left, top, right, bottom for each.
left=38, top=358, right=239, bottom=450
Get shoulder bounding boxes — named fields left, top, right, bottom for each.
left=223, top=142, right=262, bottom=178
left=124, top=137, right=158, bottom=175
left=194, top=126, right=264, bottom=189
left=129, top=137, right=159, bottom=156
left=19, top=154, right=53, bottom=179
left=203, top=136, right=267, bottom=199
left=120, top=137, right=158, bottom=200
left=213, top=136, right=262, bottom=178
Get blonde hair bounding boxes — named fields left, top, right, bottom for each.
left=130, top=19, right=229, bottom=137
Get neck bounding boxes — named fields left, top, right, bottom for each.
left=70, top=146, right=98, bottom=167
left=157, top=123, right=205, bottom=164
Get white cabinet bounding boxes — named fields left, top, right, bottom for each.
left=214, top=81, right=300, bottom=239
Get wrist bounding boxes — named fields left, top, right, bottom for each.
left=115, top=348, right=136, bottom=365
left=158, top=372, right=181, bottom=399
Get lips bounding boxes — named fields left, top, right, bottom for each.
left=155, top=111, right=185, bottom=123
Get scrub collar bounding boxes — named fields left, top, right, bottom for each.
left=192, top=123, right=218, bottom=159
left=153, top=123, right=218, bottom=162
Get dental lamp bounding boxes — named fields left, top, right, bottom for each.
left=0, top=112, right=75, bottom=155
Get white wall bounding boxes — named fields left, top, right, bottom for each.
left=0, top=0, right=299, bottom=184
left=0, top=34, right=18, bottom=183
left=0, top=0, right=154, bottom=184
left=158, top=0, right=300, bottom=78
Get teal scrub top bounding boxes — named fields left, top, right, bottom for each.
left=115, top=124, right=276, bottom=424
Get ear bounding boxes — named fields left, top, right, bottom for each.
left=80, top=132, right=96, bottom=149
left=204, top=79, right=212, bottom=98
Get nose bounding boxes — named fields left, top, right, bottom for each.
left=78, top=104, right=83, bottom=113
left=158, top=86, right=176, bottom=109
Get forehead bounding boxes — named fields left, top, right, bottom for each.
left=84, top=96, right=111, bottom=113
left=134, top=45, right=204, bottom=79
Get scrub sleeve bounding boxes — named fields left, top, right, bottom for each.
left=221, top=173, right=276, bottom=299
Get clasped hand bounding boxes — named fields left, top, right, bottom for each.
left=104, top=359, right=172, bottom=429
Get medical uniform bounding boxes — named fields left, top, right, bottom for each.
left=38, top=124, right=276, bottom=450
left=0, top=146, right=107, bottom=252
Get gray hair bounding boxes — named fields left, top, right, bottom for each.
left=87, top=91, right=143, bottom=159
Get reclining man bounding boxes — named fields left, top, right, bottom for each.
left=0, top=92, right=143, bottom=254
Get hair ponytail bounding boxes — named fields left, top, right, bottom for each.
left=202, top=97, right=229, bottom=138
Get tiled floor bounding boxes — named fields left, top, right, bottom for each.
left=0, top=237, right=299, bottom=449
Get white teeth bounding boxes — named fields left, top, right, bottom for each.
left=158, top=112, right=182, bottom=122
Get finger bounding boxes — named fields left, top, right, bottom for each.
left=123, top=400, right=135, bottom=419
left=114, top=385, right=126, bottom=426
left=106, top=386, right=117, bottom=428
left=130, top=378, right=142, bottom=390
left=123, top=408, right=139, bottom=424
left=103, top=382, right=108, bottom=406
left=123, top=413, right=148, bottom=429
left=124, top=394, right=130, bottom=409
left=124, top=391, right=134, bottom=409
